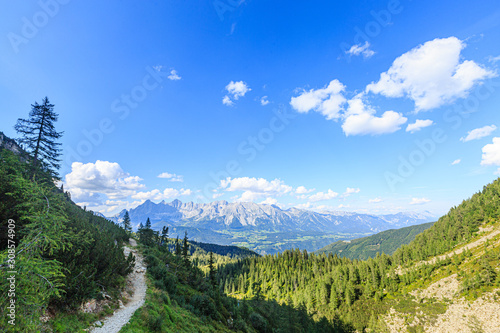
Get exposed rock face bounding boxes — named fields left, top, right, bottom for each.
left=110, top=199, right=435, bottom=234
left=0, top=132, right=23, bottom=155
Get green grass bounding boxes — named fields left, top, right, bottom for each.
left=120, top=284, right=235, bottom=333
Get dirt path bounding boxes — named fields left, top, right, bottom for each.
left=90, top=239, right=146, bottom=333
left=395, top=226, right=500, bottom=275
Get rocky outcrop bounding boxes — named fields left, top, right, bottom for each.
left=0, top=132, right=23, bottom=155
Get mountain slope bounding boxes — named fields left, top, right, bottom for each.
left=315, top=222, right=435, bottom=260
left=218, top=178, right=500, bottom=332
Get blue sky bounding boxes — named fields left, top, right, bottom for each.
left=1, top=0, right=500, bottom=217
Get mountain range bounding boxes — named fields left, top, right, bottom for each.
left=109, top=199, right=434, bottom=235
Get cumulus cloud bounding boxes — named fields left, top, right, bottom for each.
left=451, top=159, right=461, bottom=165
left=158, top=172, right=184, bottom=182
left=222, top=95, right=234, bottom=106
left=220, top=177, right=292, bottom=202
left=260, top=197, right=278, bottom=206
left=369, top=198, right=382, bottom=203
left=341, top=96, right=407, bottom=136
left=295, top=202, right=312, bottom=210
left=366, top=37, right=496, bottom=111
left=481, top=137, right=500, bottom=170
left=64, top=160, right=192, bottom=214
left=410, top=197, right=431, bottom=205
left=168, top=69, right=181, bottom=81
left=308, top=189, right=339, bottom=202
left=343, top=187, right=360, bottom=197
left=65, top=160, right=145, bottom=201
left=223, top=80, right=251, bottom=106
left=406, top=119, right=434, bottom=133
left=461, top=125, right=497, bottom=142
left=295, top=186, right=315, bottom=194
left=345, top=41, right=375, bottom=59
left=260, top=96, right=270, bottom=106
left=131, top=188, right=191, bottom=201
left=290, top=80, right=347, bottom=120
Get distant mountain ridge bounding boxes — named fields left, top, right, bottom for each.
left=109, top=199, right=434, bottom=235
left=314, top=222, right=435, bottom=260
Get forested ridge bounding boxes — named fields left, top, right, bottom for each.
left=0, top=147, right=134, bottom=331
left=315, top=222, right=434, bottom=260
left=0, top=100, right=135, bottom=332
left=218, top=179, right=500, bottom=331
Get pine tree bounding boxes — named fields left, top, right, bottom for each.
left=182, top=231, right=190, bottom=266
left=14, top=97, right=63, bottom=178
left=161, top=226, right=169, bottom=247
left=208, top=251, right=217, bottom=287
left=139, top=217, right=154, bottom=246
left=175, top=236, right=181, bottom=256
left=122, top=211, right=132, bottom=235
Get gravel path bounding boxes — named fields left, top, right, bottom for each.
left=90, top=239, right=147, bottom=333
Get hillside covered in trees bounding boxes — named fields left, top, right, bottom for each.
left=0, top=101, right=135, bottom=332
left=315, top=222, right=434, bottom=260
left=218, top=180, right=500, bottom=331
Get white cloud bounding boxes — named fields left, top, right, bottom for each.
left=342, top=111, right=407, bottom=136
left=220, top=177, right=292, bottom=202
left=461, top=125, right=497, bottom=142
left=65, top=160, right=145, bottom=201
left=64, top=160, right=193, bottom=215
left=343, top=187, right=360, bottom=197
left=488, top=55, right=500, bottom=63
left=451, top=159, right=461, bottom=165
left=260, top=96, right=270, bottom=106
left=290, top=79, right=347, bottom=120
left=481, top=137, right=500, bottom=167
left=158, top=172, right=184, bottom=182
left=345, top=41, right=375, bottom=59
left=309, top=189, right=339, bottom=202
left=168, top=69, right=181, bottom=81
left=295, top=186, right=315, bottom=194
left=337, top=204, right=350, bottom=209
left=222, top=95, right=234, bottom=106
left=366, top=37, right=496, bottom=111
left=341, top=96, right=407, bottom=136
left=260, top=197, right=278, bottom=206
left=295, top=202, right=312, bottom=210
left=223, top=81, right=251, bottom=106
left=406, top=119, right=434, bottom=133
left=131, top=188, right=191, bottom=202
left=212, top=193, right=224, bottom=199
left=410, top=197, right=431, bottom=205
left=369, top=198, right=382, bottom=203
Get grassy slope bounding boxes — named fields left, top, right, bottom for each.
left=381, top=222, right=500, bottom=332
left=315, top=222, right=434, bottom=260
left=121, top=282, right=235, bottom=333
